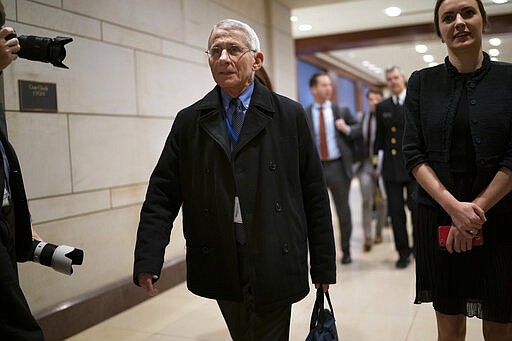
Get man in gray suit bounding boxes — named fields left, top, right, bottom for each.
left=306, top=72, right=361, bottom=264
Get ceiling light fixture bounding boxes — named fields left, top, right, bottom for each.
left=423, top=54, right=434, bottom=63
left=492, top=0, right=508, bottom=4
left=489, top=38, right=502, bottom=46
left=290, top=16, right=298, bottom=22
left=489, top=49, right=500, bottom=57
left=415, top=44, right=428, bottom=53
left=298, top=24, right=312, bottom=32
left=385, top=7, right=402, bottom=17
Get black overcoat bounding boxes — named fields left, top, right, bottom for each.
left=0, top=118, right=32, bottom=263
left=374, top=97, right=412, bottom=183
left=133, top=80, right=336, bottom=311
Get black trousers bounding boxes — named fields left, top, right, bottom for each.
left=0, top=204, right=44, bottom=340
left=385, top=180, right=417, bottom=259
left=217, top=244, right=292, bottom=341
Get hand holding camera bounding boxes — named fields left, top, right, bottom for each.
left=2, top=27, right=72, bottom=68
left=0, top=26, right=20, bottom=70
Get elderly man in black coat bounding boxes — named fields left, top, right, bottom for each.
left=133, top=19, right=336, bottom=340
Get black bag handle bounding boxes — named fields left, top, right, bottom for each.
left=309, top=286, right=335, bottom=330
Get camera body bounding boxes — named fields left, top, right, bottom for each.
left=31, top=240, right=84, bottom=275
left=5, top=33, right=72, bottom=68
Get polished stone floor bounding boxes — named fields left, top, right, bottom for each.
left=68, top=179, right=483, bottom=340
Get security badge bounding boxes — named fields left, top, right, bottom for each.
left=233, top=196, right=243, bottom=223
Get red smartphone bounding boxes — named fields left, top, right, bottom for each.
left=438, top=225, right=483, bottom=249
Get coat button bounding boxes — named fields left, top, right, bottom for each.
left=203, top=208, right=209, bottom=216
left=202, top=246, right=209, bottom=254
left=268, top=161, right=277, bottom=171
left=467, top=81, right=475, bottom=88
left=479, top=159, right=486, bottom=166
left=391, top=138, right=396, bottom=144
left=282, top=243, right=289, bottom=255
left=475, top=137, right=482, bottom=144
left=472, top=119, right=478, bottom=124
left=391, top=149, right=397, bottom=156
left=470, top=99, right=477, bottom=105
left=275, top=202, right=282, bottom=212
left=391, top=126, right=397, bottom=132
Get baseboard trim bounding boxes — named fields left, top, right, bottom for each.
left=35, top=256, right=186, bottom=341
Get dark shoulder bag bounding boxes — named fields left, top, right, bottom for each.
left=306, top=287, right=339, bottom=340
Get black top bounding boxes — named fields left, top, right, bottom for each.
left=449, top=75, right=477, bottom=201
left=403, top=52, right=512, bottom=213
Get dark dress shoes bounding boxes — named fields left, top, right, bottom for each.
left=396, top=256, right=410, bottom=269
left=341, top=254, right=352, bottom=265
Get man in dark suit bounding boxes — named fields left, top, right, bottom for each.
left=306, top=72, right=361, bottom=265
left=374, top=65, right=417, bottom=269
left=133, top=19, right=336, bottom=340
left=0, top=2, right=45, bottom=338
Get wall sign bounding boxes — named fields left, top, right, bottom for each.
left=18, top=80, right=58, bottom=112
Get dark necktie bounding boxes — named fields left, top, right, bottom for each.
left=0, top=141, right=10, bottom=205
left=319, top=105, right=328, bottom=160
left=366, top=113, right=372, bottom=157
left=229, top=98, right=247, bottom=244
left=230, top=98, right=244, bottom=141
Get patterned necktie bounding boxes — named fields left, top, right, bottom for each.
left=230, top=98, right=244, bottom=141
left=230, top=98, right=247, bottom=244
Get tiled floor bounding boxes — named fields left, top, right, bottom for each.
left=68, top=180, right=483, bottom=340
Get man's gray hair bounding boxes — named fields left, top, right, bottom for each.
left=208, top=19, right=261, bottom=51
left=385, top=65, right=402, bottom=76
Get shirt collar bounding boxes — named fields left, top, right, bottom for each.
left=314, top=100, right=331, bottom=110
left=394, top=89, right=406, bottom=105
left=221, top=82, right=254, bottom=113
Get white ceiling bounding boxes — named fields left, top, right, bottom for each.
left=283, top=0, right=512, bottom=82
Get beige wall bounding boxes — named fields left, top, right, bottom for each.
left=3, top=0, right=296, bottom=314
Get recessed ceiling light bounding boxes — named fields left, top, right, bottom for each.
left=385, top=7, right=402, bottom=17
left=489, top=48, right=500, bottom=57
left=492, top=0, right=508, bottom=4
left=423, top=54, right=434, bottom=63
left=489, top=38, right=502, bottom=46
left=415, top=44, right=428, bottom=53
left=429, top=62, right=438, bottom=67
left=298, top=24, right=312, bottom=32
left=290, top=16, right=298, bottom=22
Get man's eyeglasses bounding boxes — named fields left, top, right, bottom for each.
left=205, top=45, right=256, bottom=60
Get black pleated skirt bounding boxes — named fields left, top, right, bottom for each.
left=414, top=204, right=512, bottom=323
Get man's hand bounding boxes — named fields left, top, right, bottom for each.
left=335, top=118, right=349, bottom=135
left=315, top=283, right=330, bottom=293
left=0, top=27, right=20, bottom=71
left=138, top=272, right=159, bottom=296
left=31, top=226, right=43, bottom=241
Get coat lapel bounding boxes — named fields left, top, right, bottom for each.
left=197, top=80, right=275, bottom=158
left=197, top=87, right=231, bottom=157
left=232, top=81, right=274, bottom=156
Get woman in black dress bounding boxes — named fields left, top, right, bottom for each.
left=403, top=0, right=512, bottom=339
